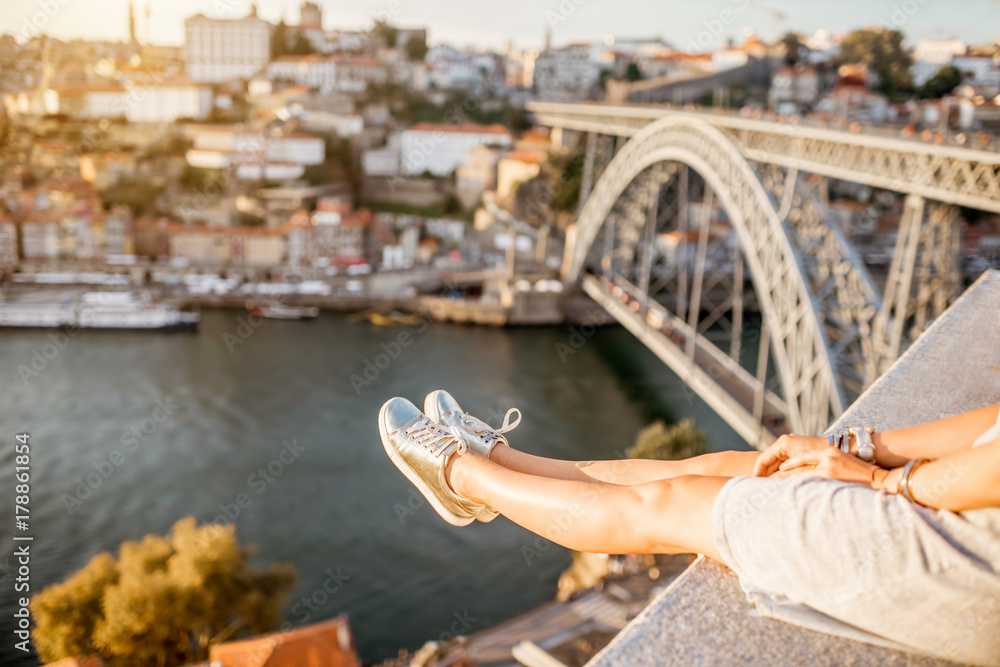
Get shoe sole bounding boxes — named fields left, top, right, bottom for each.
left=379, top=400, right=475, bottom=528
left=423, top=390, right=500, bottom=524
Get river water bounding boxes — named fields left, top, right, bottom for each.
left=0, top=310, right=745, bottom=664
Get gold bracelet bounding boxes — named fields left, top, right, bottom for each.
left=898, top=458, right=931, bottom=505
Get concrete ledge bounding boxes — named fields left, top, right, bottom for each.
left=589, top=270, right=1000, bottom=666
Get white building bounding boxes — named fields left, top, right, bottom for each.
left=267, top=55, right=336, bottom=92
left=46, top=85, right=126, bottom=119
left=533, top=45, right=602, bottom=101
left=184, top=10, right=273, bottom=84
left=912, top=39, right=967, bottom=87
left=362, top=133, right=402, bottom=177
left=769, top=67, right=821, bottom=111
left=300, top=110, right=364, bottom=136
left=186, top=127, right=324, bottom=180
left=125, top=81, right=213, bottom=123
left=399, top=123, right=512, bottom=177
left=952, top=56, right=1000, bottom=91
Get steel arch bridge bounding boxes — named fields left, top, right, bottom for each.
left=529, top=103, right=987, bottom=448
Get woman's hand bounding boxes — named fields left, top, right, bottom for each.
left=768, top=446, right=890, bottom=489
left=753, top=434, right=835, bottom=477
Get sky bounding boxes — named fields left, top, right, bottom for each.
left=1, top=0, right=998, bottom=52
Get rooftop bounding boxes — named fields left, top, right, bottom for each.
left=407, top=122, right=512, bottom=135
left=591, top=270, right=1000, bottom=667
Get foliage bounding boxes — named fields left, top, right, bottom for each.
left=626, top=419, right=710, bottom=461
left=31, top=518, right=297, bottom=667
left=372, top=19, right=399, bottom=48
left=919, top=65, right=964, bottom=99
left=625, top=62, right=642, bottom=82
left=443, top=192, right=462, bottom=214
left=545, top=145, right=584, bottom=213
left=100, top=178, right=163, bottom=216
left=781, top=32, right=804, bottom=66
left=405, top=33, right=428, bottom=61
left=180, top=165, right=225, bottom=192
left=272, top=20, right=316, bottom=57
left=834, top=28, right=913, bottom=97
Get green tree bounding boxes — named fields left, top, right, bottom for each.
left=625, top=62, right=642, bottom=82
left=272, top=20, right=315, bottom=57
left=781, top=32, right=804, bottom=66
left=834, top=28, right=913, bottom=97
left=372, top=19, right=399, bottom=48
left=626, top=418, right=710, bottom=461
left=31, top=518, right=297, bottom=667
left=405, top=33, right=428, bottom=61
left=919, top=64, right=964, bottom=99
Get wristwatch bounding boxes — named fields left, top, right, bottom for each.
left=849, top=426, right=876, bottom=463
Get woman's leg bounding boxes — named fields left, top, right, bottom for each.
left=447, top=452, right=729, bottom=561
left=488, top=445, right=759, bottom=486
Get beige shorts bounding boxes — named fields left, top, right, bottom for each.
left=713, top=476, right=1000, bottom=666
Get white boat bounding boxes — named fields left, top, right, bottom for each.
left=255, top=304, right=319, bottom=320
left=0, top=292, right=199, bottom=331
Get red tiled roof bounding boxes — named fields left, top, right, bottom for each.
left=503, top=150, right=546, bottom=164
left=209, top=615, right=360, bottom=667
left=408, top=122, right=511, bottom=135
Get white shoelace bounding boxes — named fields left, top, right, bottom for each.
left=404, top=418, right=470, bottom=457
left=459, top=408, right=522, bottom=446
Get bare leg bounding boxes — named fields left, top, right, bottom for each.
left=489, top=445, right=759, bottom=486
left=447, top=452, right=728, bottom=561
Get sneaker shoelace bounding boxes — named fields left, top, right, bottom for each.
left=459, top=408, right=522, bottom=447
left=404, top=418, right=470, bottom=457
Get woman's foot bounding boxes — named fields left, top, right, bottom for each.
left=378, top=397, right=485, bottom=527
left=424, top=390, right=521, bottom=523
left=424, top=389, right=521, bottom=460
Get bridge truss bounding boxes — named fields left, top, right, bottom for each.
left=539, top=106, right=973, bottom=445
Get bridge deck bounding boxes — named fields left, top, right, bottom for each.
left=583, top=274, right=785, bottom=450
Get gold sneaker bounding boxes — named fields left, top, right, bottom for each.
left=378, top=396, right=485, bottom=527
left=424, top=389, right=521, bottom=524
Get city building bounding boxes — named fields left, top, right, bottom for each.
left=456, top=144, right=504, bottom=192
left=328, top=56, right=388, bottom=92
left=45, top=84, right=126, bottom=119
left=185, top=127, right=325, bottom=181
left=769, top=66, right=821, bottom=112
left=497, top=150, right=546, bottom=202
left=362, top=133, right=402, bottom=177
left=208, top=615, right=360, bottom=667
left=0, top=222, right=18, bottom=266
left=399, top=122, right=512, bottom=177
left=533, top=44, right=602, bottom=101
left=912, top=39, right=968, bottom=87
left=184, top=9, right=273, bottom=83
left=80, top=153, right=137, bottom=190
left=124, top=80, right=213, bottom=123
left=267, top=55, right=336, bottom=92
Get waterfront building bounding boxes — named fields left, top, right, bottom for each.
left=399, top=123, right=512, bottom=177
left=497, top=150, right=546, bottom=202
left=184, top=9, right=273, bottom=83
left=0, top=222, right=18, bottom=266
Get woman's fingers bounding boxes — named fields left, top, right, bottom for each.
left=778, top=452, right=820, bottom=471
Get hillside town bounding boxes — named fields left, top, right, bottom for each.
left=1, top=2, right=1000, bottom=331
left=5, top=2, right=1000, bottom=666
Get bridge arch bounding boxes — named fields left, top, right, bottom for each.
left=568, top=116, right=846, bottom=435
